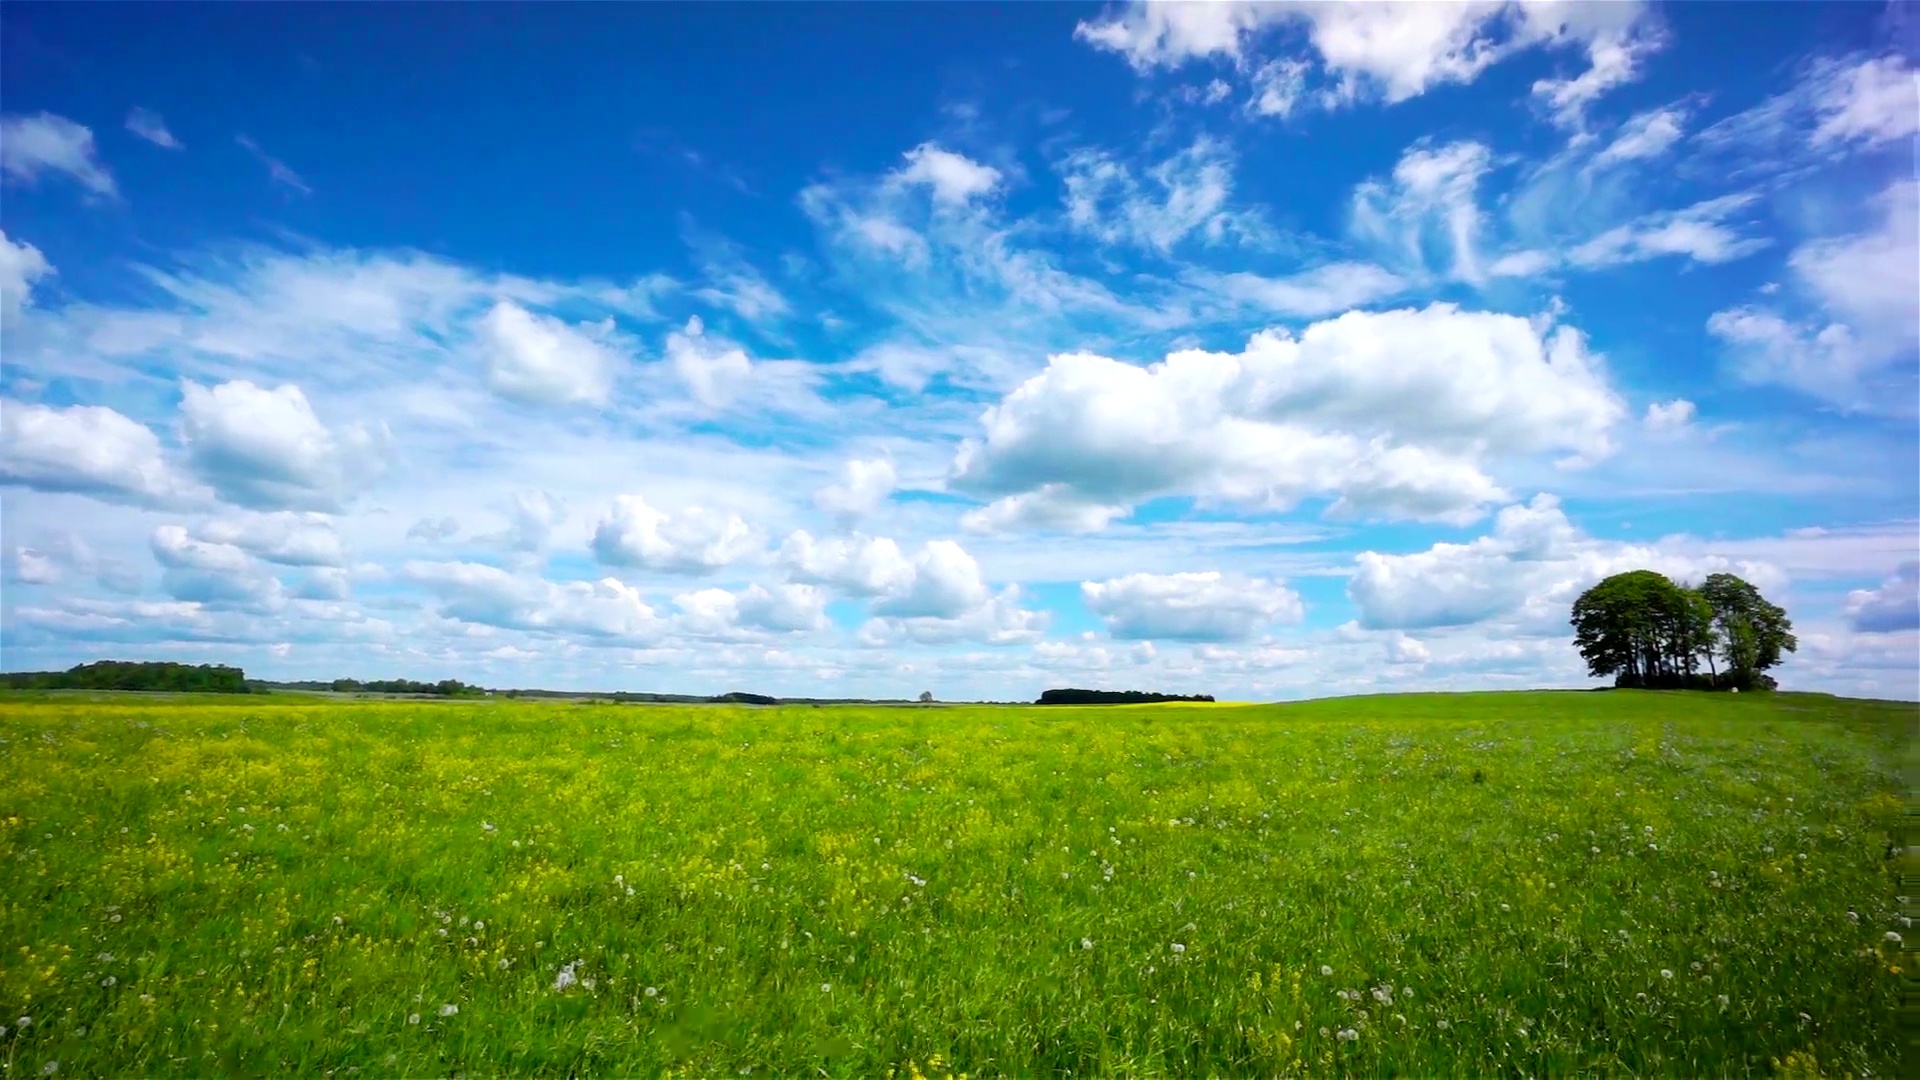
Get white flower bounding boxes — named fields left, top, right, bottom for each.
left=1500, top=903, right=1511, bottom=912
left=474, top=921, right=484, bottom=931
left=1660, top=969, right=1674, bottom=979
left=407, top=1013, right=420, bottom=1025
left=1336, top=1028, right=1359, bottom=1042
left=1847, top=911, right=1860, bottom=922
left=1886, top=931, right=1903, bottom=944
left=439, top=1004, right=458, bottom=1018
left=645, top=986, right=658, bottom=997
left=553, top=963, right=579, bottom=992
left=1371, top=985, right=1394, bottom=1005
left=41, top=1063, right=57, bottom=1077
left=1436, top=1019, right=1449, bottom=1030
left=1170, top=943, right=1185, bottom=954
left=100, top=976, right=116, bottom=988
left=1081, top=938, right=1094, bottom=950
left=821, top=983, right=831, bottom=993
left=498, top=957, right=512, bottom=969
left=1321, top=965, right=1333, bottom=976
left=17, top=1017, right=29, bottom=1028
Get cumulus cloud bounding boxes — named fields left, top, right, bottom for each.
left=179, top=380, right=392, bottom=510
left=151, top=524, right=287, bottom=610
left=1592, top=106, right=1688, bottom=166
left=0, top=230, right=53, bottom=327
left=0, top=112, right=116, bottom=196
left=477, top=301, right=621, bottom=406
left=952, top=303, right=1623, bottom=528
left=491, top=491, right=564, bottom=553
left=1710, top=178, right=1918, bottom=408
left=814, top=458, right=897, bottom=522
left=1846, top=563, right=1919, bottom=634
left=891, top=143, right=1003, bottom=206
left=664, top=315, right=753, bottom=408
left=1076, top=1, right=1658, bottom=117
left=591, top=494, right=761, bottom=575
left=125, top=108, right=182, bottom=149
left=961, top=486, right=1130, bottom=535
left=1642, top=399, right=1696, bottom=435
left=194, top=512, right=347, bottom=566
left=408, top=560, right=662, bottom=640
left=1348, top=494, right=1784, bottom=631
left=862, top=586, right=1047, bottom=646
left=872, top=540, right=992, bottom=619
left=1082, top=570, right=1304, bottom=641
left=778, top=531, right=916, bottom=596
left=1, top=400, right=199, bottom=506
left=675, top=582, right=829, bottom=636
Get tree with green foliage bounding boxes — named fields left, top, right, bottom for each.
left=1571, top=570, right=1793, bottom=690
left=1696, top=572, right=1796, bottom=690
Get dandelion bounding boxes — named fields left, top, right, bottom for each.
left=407, top=1014, right=420, bottom=1025
left=554, top=962, right=579, bottom=992
left=1500, top=903, right=1511, bottom=912
left=1660, top=969, right=1674, bottom=979
left=482, top=822, right=495, bottom=832
left=439, top=1004, right=458, bottom=1017
left=18, top=1017, right=30, bottom=1029
left=474, top=921, right=484, bottom=931
left=1591, top=846, right=1601, bottom=854
left=1081, top=938, right=1094, bottom=950
left=1886, top=931, right=1903, bottom=945
left=1321, top=965, right=1333, bottom=976
left=1371, top=984, right=1394, bottom=1005
left=1847, top=911, right=1860, bottom=923
left=1170, top=943, right=1185, bottom=954
left=97, top=952, right=113, bottom=962
left=100, top=976, right=116, bottom=988
left=645, top=986, right=659, bottom=997
left=41, top=1063, right=57, bottom=1077
left=1336, top=1028, right=1359, bottom=1042
left=1436, top=1019, right=1450, bottom=1030
left=1716, top=994, right=1730, bottom=1009
left=498, top=958, right=512, bottom=970
left=821, top=984, right=831, bottom=993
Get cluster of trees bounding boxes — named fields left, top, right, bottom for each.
left=1, top=661, right=252, bottom=693
left=1571, top=571, right=1796, bottom=690
left=323, top=678, right=487, bottom=697
left=1037, top=688, right=1216, bottom=705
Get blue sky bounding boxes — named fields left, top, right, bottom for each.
left=2, top=1, right=1915, bottom=700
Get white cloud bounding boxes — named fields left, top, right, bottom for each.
left=861, top=586, right=1047, bottom=646
left=195, top=512, right=347, bottom=566
left=125, top=108, right=182, bottom=150
left=953, top=303, right=1622, bottom=527
left=591, top=494, right=761, bottom=575
left=1, top=401, right=198, bottom=506
left=1710, top=179, right=1918, bottom=408
left=778, top=531, right=916, bottom=597
left=1201, top=262, right=1406, bottom=317
left=1566, top=193, right=1767, bottom=268
left=491, top=491, right=564, bottom=553
left=1385, top=632, right=1431, bottom=665
left=676, top=583, right=829, bottom=636
left=961, top=486, right=1129, bottom=535
left=665, top=315, right=753, bottom=408
left=6, top=546, right=61, bottom=585
left=151, top=524, right=252, bottom=575
left=814, top=458, right=897, bottom=522
left=0, top=113, right=116, bottom=196
left=408, top=560, right=662, bottom=641
left=1810, top=53, right=1920, bottom=147
left=1847, top=563, right=1919, bottom=634
left=179, top=380, right=392, bottom=510
left=1642, top=399, right=1696, bottom=435
left=891, top=143, right=1003, bottom=206
left=235, top=134, right=311, bottom=195
left=1348, top=494, right=1784, bottom=631
left=1059, top=137, right=1261, bottom=252
left=1695, top=53, right=1920, bottom=169
left=1248, top=59, right=1311, bottom=117
left=1076, top=2, right=1658, bottom=116
left=1082, top=571, right=1304, bottom=641
left=0, top=230, right=53, bottom=327
left=151, top=525, right=286, bottom=610
left=1592, top=107, right=1687, bottom=166
left=1352, top=140, right=1491, bottom=282
left=477, top=301, right=621, bottom=407
left=873, top=540, right=992, bottom=619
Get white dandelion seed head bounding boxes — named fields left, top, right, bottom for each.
left=41, top=1063, right=57, bottom=1077
left=821, top=983, right=831, bottom=993
left=1170, top=942, right=1185, bottom=954
left=1660, top=969, right=1674, bottom=979
left=1336, top=1028, right=1359, bottom=1042
left=100, top=976, right=116, bottom=988
left=407, top=1013, right=420, bottom=1025
left=1886, top=931, right=1903, bottom=944
left=498, top=957, right=512, bottom=969
left=1436, top=1019, right=1449, bottom=1030
left=1081, top=938, right=1094, bottom=950
left=645, top=986, right=658, bottom=997
left=439, top=1004, right=458, bottom=1017
left=1321, top=965, right=1333, bottom=976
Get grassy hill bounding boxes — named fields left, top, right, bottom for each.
left=0, top=690, right=1906, bottom=1076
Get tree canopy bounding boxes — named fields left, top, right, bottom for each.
left=1571, top=571, right=1794, bottom=690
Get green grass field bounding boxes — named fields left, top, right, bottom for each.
left=0, top=690, right=1909, bottom=1077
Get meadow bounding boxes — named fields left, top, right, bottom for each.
left=0, top=690, right=1908, bottom=1078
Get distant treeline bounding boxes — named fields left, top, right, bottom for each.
left=261, top=678, right=489, bottom=698
left=2, top=661, right=251, bottom=694
left=1036, top=688, right=1216, bottom=705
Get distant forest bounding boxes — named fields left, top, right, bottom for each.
left=1, top=661, right=251, bottom=693
left=1036, top=688, right=1216, bottom=705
